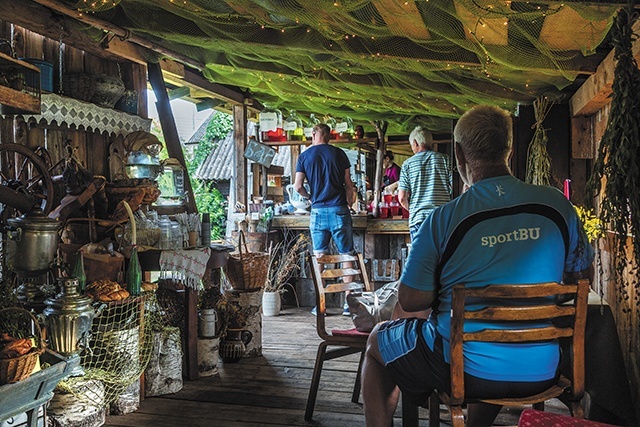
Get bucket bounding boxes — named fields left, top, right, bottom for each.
left=262, top=291, right=281, bottom=317
left=198, top=308, right=217, bottom=338
left=20, top=59, right=53, bottom=92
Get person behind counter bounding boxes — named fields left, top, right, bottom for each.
left=361, top=105, right=594, bottom=427
left=294, top=123, right=357, bottom=316
left=397, top=126, right=452, bottom=240
left=382, top=151, right=400, bottom=190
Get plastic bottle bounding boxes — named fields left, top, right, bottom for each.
left=201, top=212, right=211, bottom=247
left=304, top=114, right=320, bottom=140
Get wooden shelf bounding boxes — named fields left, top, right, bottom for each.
left=0, top=52, right=41, bottom=114
left=263, top=137, right=378, bottom=146
left=0, top=84, right=40, bottom=114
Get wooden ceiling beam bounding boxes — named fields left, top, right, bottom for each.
left=570, top=17, right=640, bottom=116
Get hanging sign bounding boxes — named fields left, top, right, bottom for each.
left=244, top=138, right=276, bottom=167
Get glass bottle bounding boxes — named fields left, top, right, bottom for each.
left=304, top=113, right=320, bottom=140
left=259, top=106, right=286, bottom=142
left=72, top=250, right=87, bottom=293
left=284, top=110, right=304, bottom=141
left=127, top=244, right=142, bottom=296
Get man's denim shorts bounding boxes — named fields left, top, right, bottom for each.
left=309, top=206, right=354, bottom=255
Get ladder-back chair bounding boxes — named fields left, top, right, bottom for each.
left=305, top=253, right=372, bottom=421
left=427, top=279, right=590, bottom=427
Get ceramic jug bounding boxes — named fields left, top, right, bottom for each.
left=285, top=184, right=311, bottom=214
left=220, top=329, right=252, bottom=363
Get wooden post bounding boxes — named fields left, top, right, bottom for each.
left=234, top=103, right=248, bottom=209
left=147, top=61, right=196, bottom=213
left=371, top=120, right=388, bottom=218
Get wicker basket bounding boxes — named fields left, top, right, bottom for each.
left=63, top=73, right=95, bottom=102
left=224, top=231, right=270, bottom=291
left=0, top=308, right=45, bottom=385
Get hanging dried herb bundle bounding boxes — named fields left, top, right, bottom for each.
left=586, top=5, right=640, bottom=310
left=525, top=97, right=554, bottom=186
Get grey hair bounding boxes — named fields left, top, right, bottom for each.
left=409, top=126, right=433, bottom=148
left=453, top=105, right=512, bottom=164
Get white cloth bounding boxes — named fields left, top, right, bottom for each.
left=159, top=247, right=211, bottom=290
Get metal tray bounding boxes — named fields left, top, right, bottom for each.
left=0, top=350, right=79, bottom=424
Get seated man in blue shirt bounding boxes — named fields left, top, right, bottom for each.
left=361, top=105, right=594, bottom=427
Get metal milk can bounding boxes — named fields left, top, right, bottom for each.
left=198, top=308, right=217, bottom=338
left=43, top=277, right=97, bottom=357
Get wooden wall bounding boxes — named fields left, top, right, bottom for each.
left=0, top=23, right=148, bottom=209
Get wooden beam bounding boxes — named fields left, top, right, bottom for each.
left=147, top=61, right=197, bottom=214
left=371, top=0, right=430, bottom=39
left=570, top=17, right=640, bottom=116
left=0, top=0, right=147, bottom=64
left=233, top=104, right=248, bottom=210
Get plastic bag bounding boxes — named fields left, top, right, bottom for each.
left=347, top=281, right=400, bottom=332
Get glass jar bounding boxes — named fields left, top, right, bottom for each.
left=336, top=117, right=355, bottom=139
left=259, top=106, right=286, bottom=142
left=284, top=110, right=304, bottom=141
left=170, top=220, right=182, bottom=249
left=304, top=113, right=320, bottom=140
left=324, top=115, right=339, bottom=140
left=158, top=215, right=172, bottom=250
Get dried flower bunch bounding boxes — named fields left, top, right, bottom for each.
left=574, top=206, right=605, bottom=242
left=264, top=233, right=308, bottom=293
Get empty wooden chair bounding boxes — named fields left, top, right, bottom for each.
left=305, top=253, right=372, bottom=421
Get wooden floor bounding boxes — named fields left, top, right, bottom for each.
left=104, top=307, right=569, bottom=427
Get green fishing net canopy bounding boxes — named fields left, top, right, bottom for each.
left=69, top=0, right=620, bottom=133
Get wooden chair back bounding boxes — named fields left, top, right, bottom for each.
left=310, top=253, right=372, bottom=339
left=429, top=279, right=590, bottom=426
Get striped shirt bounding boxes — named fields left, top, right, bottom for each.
left=398, top=150, right=452, bottom=228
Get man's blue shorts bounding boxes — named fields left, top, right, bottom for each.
left=377, top=318, right=559, bottom=403
left=309, top=206, right=354, bottom=255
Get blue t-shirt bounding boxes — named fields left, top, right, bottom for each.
left=401, top=175, right=594, bottom=382
left=296, top=144, right=351, bottom=208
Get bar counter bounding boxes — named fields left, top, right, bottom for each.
left=271, top=214, right=409, bottom=234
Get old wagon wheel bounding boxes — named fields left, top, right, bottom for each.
left=0, top=143, right=55, bottom=217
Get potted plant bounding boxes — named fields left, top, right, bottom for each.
left=262, top=233, right=308, bottom=316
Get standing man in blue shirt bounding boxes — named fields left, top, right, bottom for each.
left=294, top=123, right=356, bottom=315
left=361, top=105, right=594, bottom=427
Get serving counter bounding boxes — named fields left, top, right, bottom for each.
left=271, top=214, right=409, bottom=235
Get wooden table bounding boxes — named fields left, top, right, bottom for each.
left=138, top=244, right=234, bottom=380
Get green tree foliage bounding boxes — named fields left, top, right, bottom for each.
left=188, top=112, right=233, bottom=240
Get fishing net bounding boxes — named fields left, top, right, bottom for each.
left=57, top=291, right=168, bottom=408
left=65, top=0, right=619, bottom=133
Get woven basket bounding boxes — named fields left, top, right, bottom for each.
left=63, top=73, right=95, bottom=102
left=0, top=308, right=45, bottom=385
left=224, top=231, right=270, bottom=291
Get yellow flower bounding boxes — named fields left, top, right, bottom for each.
left=574, top=205, right=604, bottom=241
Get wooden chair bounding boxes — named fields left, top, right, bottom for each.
left=425, top=279, right=590, bottom=427
left=305, top=253, right=373, bottom=421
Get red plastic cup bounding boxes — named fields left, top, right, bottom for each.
left=402, top=207, right=409, bottom=219
left=383, top=194, right=393, bottom=205
left=379, top=206, right=390, bottom=219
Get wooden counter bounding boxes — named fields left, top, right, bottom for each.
left=271, top=214, right=409, bottom=234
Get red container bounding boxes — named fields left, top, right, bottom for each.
left=401, top=207, right=409, bottom=219
left=379, top=206, right=390, bottom=219
left=383, top=194, right=393, bottom=205
left=390, top=206, right=400, bottom=217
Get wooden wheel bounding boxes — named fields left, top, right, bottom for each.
left=0, top=143, right=55, bottom=216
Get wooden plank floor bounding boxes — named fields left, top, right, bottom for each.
left=104, top=307, right=570, bottom=427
